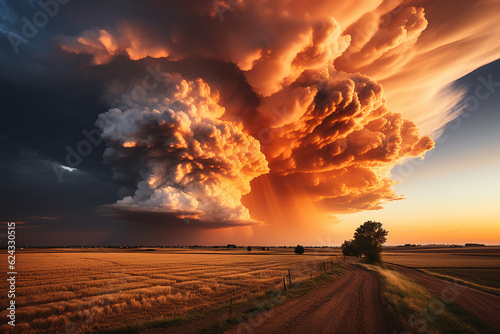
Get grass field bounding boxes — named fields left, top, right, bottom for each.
left=360, top=263, right=493, bottom=334
left=418, top=268, right=500, bottom=289
left=382, top=246, right=500, bottom=294
left=2, top=246, right=498, bottom=333
left=382, top=246, right=500, bottom=268
left=0, top=248, right=340, bottom=333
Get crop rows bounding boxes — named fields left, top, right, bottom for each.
left=0, top=249, right=335, bottom=333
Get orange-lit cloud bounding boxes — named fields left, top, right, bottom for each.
left=258, top=69, right=432, bottom=173
left=0, top=221, right=41, bottom=229
left=335, top=0, right=500, bottom=135
left=58, top=0, right=500, bottom=227
left=30, top=217, right=60, bottom=220
left=96, top=74, right=269, bottom=224
left=59, top=20, right=169, bottom=65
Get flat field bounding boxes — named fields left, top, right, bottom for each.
left=382, top=246, right=500, bottom=291
left=0, top=247, right=340, bottom=333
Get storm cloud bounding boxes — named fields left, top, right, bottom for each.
left=53, top=0, right=500, bottom=226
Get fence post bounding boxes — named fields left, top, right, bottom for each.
left=283, top=276, right=287, bottom=291
left=288, top=269, right=291, bottom=287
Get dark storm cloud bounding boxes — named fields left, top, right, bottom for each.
left=50, top=0, right=438, bottom=226
left=1, top=0, right=499, bottom=245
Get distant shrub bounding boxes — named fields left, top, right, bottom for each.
left=294, top=245, right=305, bottom=255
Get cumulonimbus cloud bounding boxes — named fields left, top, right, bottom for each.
left=59, top=0, right=500, bottom=226
left=96, top=74, right=269, bottom=224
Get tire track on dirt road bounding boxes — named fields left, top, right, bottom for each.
left=226, top=264, right=395, bottom=334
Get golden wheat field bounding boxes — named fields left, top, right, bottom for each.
left=382, top=246, right=500, bottom=268
left=382, top=246, right=500, bottom=291
left=0, top=248, right=340, bottom=333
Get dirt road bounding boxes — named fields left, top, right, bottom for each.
left=388, top=263, right=500, bottom=329
left=226, top=264, right=395, bottom=334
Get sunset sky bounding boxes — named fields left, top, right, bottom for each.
left=0, top=0, right=499, bottom=246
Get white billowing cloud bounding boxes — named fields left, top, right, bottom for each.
left=96, top=74, right=269, bottom=223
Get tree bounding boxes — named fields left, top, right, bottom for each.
left=341, top=240, right=361, bottom=257
left=294, top=245, right=305, bottom=255
left=354, top=221, right=388, bottom=263
left=247, top=246, right=252, bottom=252
left=342, top=221, right=388, bottom=263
